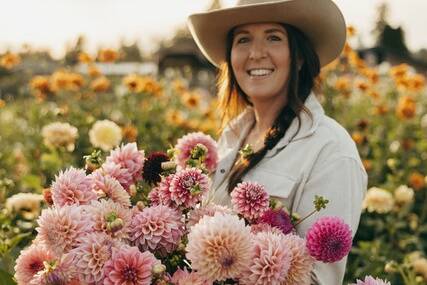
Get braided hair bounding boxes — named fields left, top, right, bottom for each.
left=215, top=24, right=321, bottom=193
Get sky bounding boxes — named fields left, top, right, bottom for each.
left=1, top=0, right=426, bottom=58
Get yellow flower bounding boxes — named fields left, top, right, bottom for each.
left=351, top=131, right=365, bottom=145
left=182, top=91, right=201, bottom=109
left=361, top=68, right=379, bottom=85
left=355, top=80, right=369, bottom=92
left=90, top=76, right=111, bottom=92
left=390, top=63, right=409, bottom=78
left=41, top=122, right=79, bottom=151
left=165, top=109, right=184, bottom=126
left=78, top=52, right=93, bottom=64
left=172, top=79, right=188, bottom=94
left=6, top=193, right=44, bottom=220
left=88, top=64, right=102, bottom=78
left=362, top=187, right=394, bottom=214
left=362, top=159, right=372, bottom=172
left=348, top=51, right=366, bottom=70
left=335, top=76, right=351, bottom=94
left=49, top=70, right=84, bottom=92
left=409, top=171, right=425, bottom=191
left=373, top=103, right=388, bottom=115
left=69, top=72, right=85, bottom=90
left=407, top=74, right=425, bottom=92
left=89, top=120, right=122, bottom=151
left=0, top=53, right=21, bottom=69
left=141, top=76, right=163, bottom=96
left=394, top=185, right=414, bottom=205
left=98, top=48, right=119, bottom=62
left=30, top=76, right=51, bottom=93
left=0, top=99, right=5, bottom=108
left=396, top=95, right=416, bottom=120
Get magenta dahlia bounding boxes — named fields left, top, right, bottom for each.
left=51, top=167, right=97, bottom=207
left=89, top=171, right=131, bottom=208
left=306, top=216, right=352, bottom=263
left=230, top=181, right=269, bottom=221
left=258, top=208, right=294, bottom=235
left=174, top=132, right=218, bottom=172
left=169, top=168, right=209, bottom=208
left=129, top=204, right=184, bottom=256
left=142, top=151, right=169, bottom=185
left=351, top=276, right=391, bottom=285
left=36, top=205, right=93, bottom=255
left=240, top=231, right=293, bottom=285
left=14, top=244, right=55, bottom=285
left=103, top=245, right=159, bottom=285
left=106, top=143, right=144, bottom=181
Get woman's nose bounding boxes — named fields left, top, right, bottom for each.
left=248, top=41, right=267, bottom=60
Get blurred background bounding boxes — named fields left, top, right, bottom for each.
left=1, top=1, right=427, bottom=284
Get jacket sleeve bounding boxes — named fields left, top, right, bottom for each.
left=292, top=156, right=368, bottom=285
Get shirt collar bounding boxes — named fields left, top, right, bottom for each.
left=221, top=91, right=325, bottom=151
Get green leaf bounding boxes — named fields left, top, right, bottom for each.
left=0, top=268, right=16, bottom=285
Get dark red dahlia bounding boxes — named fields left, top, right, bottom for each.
left=258, top=208, right=294, bottom=235
left=142, top=152, right=169, bottom=185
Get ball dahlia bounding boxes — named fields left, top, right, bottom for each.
left=186, top=213, right=252, bottom=282
left=106, top=142, right=144, bottom=181
left=174, top=132, right=218, bottom=172
left=306, top=216, right=352, bottom=263
left=230, top=181, right=269, bottom=221
left=51, top=167, right=97, bottom=207
left=129, top=204, right=184, bottom=256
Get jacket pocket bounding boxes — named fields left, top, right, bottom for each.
left=244, top=169, right=299, bottom=200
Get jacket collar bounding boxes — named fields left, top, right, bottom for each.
left=221, top=91, right=325, bottom=155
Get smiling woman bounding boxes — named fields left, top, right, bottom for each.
left=187, top=0, right=368, bottom=284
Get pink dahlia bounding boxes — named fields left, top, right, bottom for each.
left=143, top=151, right=169, bottom=185
left=171, top=268, right=212, bottom=285
left=129, top=204, right=184, bottom=256
left=282, top=234, right=314, bottom=285
left=152, top=174, right=175, bottom=207
left=36, top=205, right=93, bottom=255
left=14, top=244, right=55, bottom=285
left=175, top=132, right=218, bottom=172
left=187, top=204, right=234, bottom=228
left=306, top=216, right=353, bottom=263
left=100, top=161, right=134, bottom=191
left=169, top=168, right=209, bottom=208
left=148, top=186, right=162, bottom=206
left=230, top=181, right=269, bottom=221
left=89, top=171, right=131, bottom=208
left=72, top=232, right=116, bottom=284
left=250, top=223, right=284, bottom=236
left=240, top=231, right=293, bottom=285
left=88, top=199, right=132, bottom=240
left=29, top=253, right=77, bottom=285
left=103, top=246, right=159, bottom=285
left=351, top=276, right=391, bottom=285
left=51, top=167, right=97, bottom=207
left=186, top=213, right=252, bottom=282
left=106, top=143, right=145, bottom=181
left=258, top=208, right=294, bottom=235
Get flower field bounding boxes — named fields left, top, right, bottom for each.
left=0, top=34, right=427, bottom=284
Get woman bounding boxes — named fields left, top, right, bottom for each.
left=188, top=0, right=368, bottom=284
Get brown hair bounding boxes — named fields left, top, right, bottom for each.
left=215, top=24, right=321, bottom=193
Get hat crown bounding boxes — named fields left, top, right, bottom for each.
left=237, top=0, right=288, bottom=6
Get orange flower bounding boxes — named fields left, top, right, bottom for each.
left=69, top=73, right=85, bottom=90
left=351, top=131, right=365, bottom=145
left=30, top=76, right=51, bottom=93
left=335, top=76, right=351, bottom=93
left=348, top=52, right=366, bottom=70
left=346, top=26, right=356, bottom=37
left=49, top=70, right=69, bottom=92
left=396, top=95, right=416, bottom=119
left=390, top=63, right=409, bottom=78
left=373, top=103, right=388, bottom=115
left=0, top=53, right=21, bottom=69
left=172, top=79, right=188, bottom=94
left=165, top=109, right=184, bottom=126
left=362, top=159, right=372, bottom=172
left=123, top=74, right=144, bottom=93
left=0, top=99, right=5, bottom=108
left=141, top=76, right=162, bottom=96
left=182, top=91, right=200, bottom=109
left=355, top=80, right=369, bottom=92
left=98, top=48, right=119, bottom=62
left=342, top=42, right=353, bottom=57
left=122, top=125, right=138, bottom=142
left=361, top=68, right=379, bottom=85
left=88, top=64, right=102, bottom=77
left=368, top=90, right=380, bottom=99
left=407, top=74, right=425, bottom=92
left=90, top=76, right=111, bottom=92
left=409, top=172, right=425, bottom=191
left=78, top=52, right=93, bottom=64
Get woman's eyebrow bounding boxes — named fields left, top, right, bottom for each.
left=265, top=28, right=286, bottom=34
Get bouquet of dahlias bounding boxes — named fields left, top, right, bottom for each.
left=14, top=131, right=386, bottom=285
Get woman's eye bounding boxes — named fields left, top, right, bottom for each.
left=236, top=37, right=249, bottom=44
left=268, top=35, right=281, bottom=41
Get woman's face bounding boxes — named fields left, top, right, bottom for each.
left=231, top=23, right=291, bottom=103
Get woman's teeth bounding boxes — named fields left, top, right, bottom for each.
left=247, top=69, right=274, bottom=76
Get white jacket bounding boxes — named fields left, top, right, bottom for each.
left=209, top=91, right=368, bottom=285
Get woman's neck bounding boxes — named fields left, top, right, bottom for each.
left=250, top=94, right=288, bottom=136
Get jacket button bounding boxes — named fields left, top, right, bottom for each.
left=220, top=169, right=225, bottom=174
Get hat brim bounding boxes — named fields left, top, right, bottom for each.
left=188, top=0, right=346, bottom=68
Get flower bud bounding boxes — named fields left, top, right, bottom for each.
left=384, top=261, right=398, bottom=273
left=136, top=201, right=145, bottom=211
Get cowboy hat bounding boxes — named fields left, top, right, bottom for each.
left=187, top=0, right=346, bottom=68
